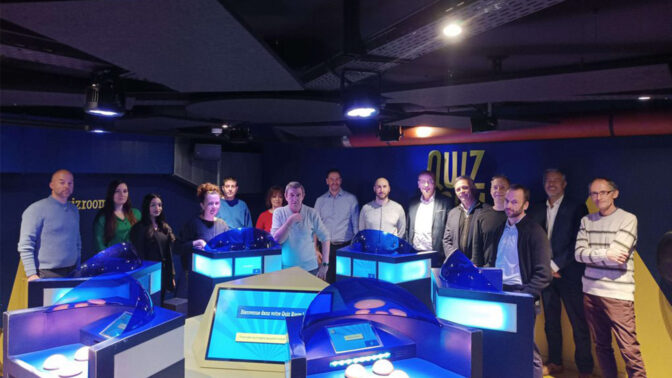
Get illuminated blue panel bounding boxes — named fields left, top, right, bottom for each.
left=336, top=256, right=351, bottom=276
left=44, top=284, right=130, bottom=306
left=43, top=288, right=73, bottom=306
left=378, top=259, right=430, bottom=284
left=206, top=289, right=319, bottom=362
left=235, top=256, right=262, bottom=276
left=264, top=254, right=282, bottom=273
left=435, top=295, right=517, bottom=332
left=352, top=259, right=376, bottom=279
left=193, top=254, right=232, bottom=278
left=150, top=267, right=162, bottom=294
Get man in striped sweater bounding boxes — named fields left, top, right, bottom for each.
left=575, top=178, right=646, bottom=378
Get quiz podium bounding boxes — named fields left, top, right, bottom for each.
left=286, top=278, right=483, bottom=378
left=335, top=230, right=437, bottom=308
left=4, top=274, right=185, bottom=378
left=432, top=251, right=536, bottom=378
left=188, top=228, right=282, bottom=316
left=27, top=243, right=162, bottom=308
left=190, top=267, right=328, bottom=375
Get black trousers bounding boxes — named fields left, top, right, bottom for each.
left=321, top=241, right=350, bottom=284
left=39, top=265, right=76, bottom=278
left=542, top=267, right=594, bottom=373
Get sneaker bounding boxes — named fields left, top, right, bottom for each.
left=542, top=362, right=564, bottom=375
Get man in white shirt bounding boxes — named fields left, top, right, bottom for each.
left=406, top=171, right=452, bottom=266
left=529, top=169, right=592, bottom=377
left=359, top=177, right=406, bottom=237
left=272, top=181, right=330, bottom=280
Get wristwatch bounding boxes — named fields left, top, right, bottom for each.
left=321, top=262, right=329, bottom=267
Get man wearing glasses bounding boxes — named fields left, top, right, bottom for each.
left=575, top=178, right=647, bottom=378
left=406, top=171, right=452, bottom=267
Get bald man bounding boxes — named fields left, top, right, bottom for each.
left=18, top=169, right=81, bottom=280
left=359, top=177, right=406, bottom=237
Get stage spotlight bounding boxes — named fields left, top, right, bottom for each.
left=227, top=127, right=252, bottom=144
left=343, top=87, right=380, bottom=119
left=470, top=114, right=498, bottom=133
left=638, top=95, right=651, bottom=101
left=378, top=125, right=402, bottom=142
left=84, top=72, right=126, bottom=118
left=341, top=69, right=381, bottom=119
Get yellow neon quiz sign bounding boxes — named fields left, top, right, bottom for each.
left=427, top=149, right=486, bottom=203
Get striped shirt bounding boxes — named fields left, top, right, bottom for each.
left=575, top=208, right=637, bottom=301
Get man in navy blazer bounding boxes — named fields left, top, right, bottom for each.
left=406, top=171, right=452, bottom=267
left=529, top=169, right=593, bottom=378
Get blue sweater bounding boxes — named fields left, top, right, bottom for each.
left=18, top=196, right=81, bottom=276
left=216, top=198, right=252, bottom=228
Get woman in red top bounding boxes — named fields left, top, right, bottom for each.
left=255, top=186, right=284, bottom=232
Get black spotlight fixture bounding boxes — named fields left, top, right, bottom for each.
left=341, top=69, right=382, bottom=119
left=378, top=124, right=403, bottom=142
left=84, top=71, right=126, bottom=118
left=226, top=127, right=252, bottom=144
left=470, top=103, right=498, bottom=133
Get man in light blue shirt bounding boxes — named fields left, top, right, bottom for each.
left=272, top=181, right=331, bottom=280
left=217, top=176, right=252, bottom=228
left=493, top=185, right=552, bottom=378
left=314, top=169, right=359, bottom=282
left=18, top=169, right=81, bottom=280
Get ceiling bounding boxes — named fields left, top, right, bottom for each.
left=1, top=0, right=671, bottom=146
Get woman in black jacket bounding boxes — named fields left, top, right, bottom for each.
left=130, top=193, right=176, bottom=304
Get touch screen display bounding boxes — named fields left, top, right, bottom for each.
left=326, top=321, right=382, bottom=354
left=205, top=288, right=331, bottom=363
left=100, top=311, right=133, bottom=338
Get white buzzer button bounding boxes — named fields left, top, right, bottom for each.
left=344, top=363, right=367, bottom=378
left=372, top=359, right=394, bottom=376
left=74, top=346, right=90, bottom=361
left=42, top=354, right=67, bottom=370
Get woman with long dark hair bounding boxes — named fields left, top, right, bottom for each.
left=255, top=185, right=285, bottom=232
left=130, top=193, right=175, bottom=303
left=94, top=179, right=140, bottom=252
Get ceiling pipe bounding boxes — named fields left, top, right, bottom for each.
left=347, top=111, right=672, bottom=147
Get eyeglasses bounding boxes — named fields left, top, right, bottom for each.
left=589, top=190, right=613, bottom=198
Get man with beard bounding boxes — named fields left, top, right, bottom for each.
left=472, top=175, right=510, bottom=266
left=314, top=169, right=359, bottom=283
left=272, top=181, right=330, bottom=280
left=442, top=176, right=490, bottom=260
left=359, top=177, right=406, bottom=237
left=406, top=171, right=452, bottom=267
left=18, top=169, right=81, bottom=280
left=487, top=184, right=552, bottom=378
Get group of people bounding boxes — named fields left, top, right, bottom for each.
left=18, top=168, right=646, bottom=378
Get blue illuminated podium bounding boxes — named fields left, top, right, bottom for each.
left=286, top=278, right=482, bottom=378
left=188, top=228, right=282, bottom=316
left=4, top=274, right=185, bottom=378
left=27, top=243, right=162, bottom=308
left=335, top=230, right=437, bottom=308
left=432, top=252, right=536, bottom=378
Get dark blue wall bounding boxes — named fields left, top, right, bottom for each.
left=2, top=123, right=671, bottom=312
left=261, top=135, right=672, bottom=303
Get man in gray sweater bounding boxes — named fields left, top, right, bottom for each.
left=18, top=169, right=81, bottom=280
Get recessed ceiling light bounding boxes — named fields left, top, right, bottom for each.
left=638, top=96, right=651, bottom=101
left=442, top=23, right=462, bottom=38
